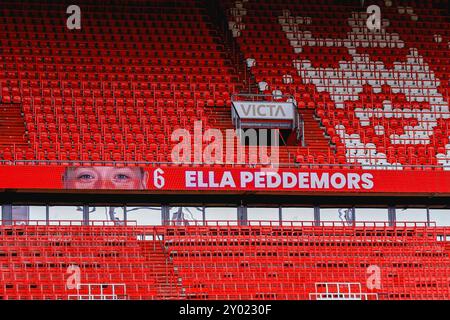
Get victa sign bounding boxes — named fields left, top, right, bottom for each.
left=232, top=101, right=296, bottom=120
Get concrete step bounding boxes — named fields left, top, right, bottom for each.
left=0, top=104, right=28, bottom=149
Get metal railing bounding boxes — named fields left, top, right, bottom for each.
left=309, top=283, right=378, bottom=301
left=231, top=93, right=296, bottom=103
left=0, top=159, right=449, bottom=170
left=0, top=220, right=440, bottom=229
left=1, top=220, right=138, bottom=226
left=67, top=283, right=127, bottom=301
left=159, top=220, right=435, bottom=228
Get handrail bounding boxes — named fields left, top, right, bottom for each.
left=231, top=92, right=296, bottom=103
left=0, top=220, right=441, bottom=229
left=0, top=159, right=448, bottom=170
left=230, top=97, right=242, bottom=130
left=1, top=220, right=138, bottom=226
left=160, top=220, right=435, bottom=228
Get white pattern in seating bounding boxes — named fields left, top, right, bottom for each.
left=228, top=1, right=248, bottom=37
left=279, top=9, right=449, bottom=168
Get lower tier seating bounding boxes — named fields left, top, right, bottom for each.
left=1, top=223, right=450, bottom=300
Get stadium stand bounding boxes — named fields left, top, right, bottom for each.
left=1, top=0, right=447, bottom=168
left=1, top=222, right=450, bottom=300
left=1, top=0, right=450, bottom=302
left=163, top=222, right=450, bottom=300
left=0, top=222, right=182, bottom=300
left=0, top=0, right=251, bottom=164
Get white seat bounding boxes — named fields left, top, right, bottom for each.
left=258, top=81, right=268, bottom=92
left=246, top=58, right=256, bottom=68
left=282, top=74, right=293, bottom=84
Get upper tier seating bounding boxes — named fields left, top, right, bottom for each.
left=222, top=0, right=450, bottom=170
left=0, top=0, right=250, bottom=164
left=0, top=0, right=449, bottom=169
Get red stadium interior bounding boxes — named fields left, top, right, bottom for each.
left=1, top=0, right=450, bottom=301
left=1, top=0, right=448, bottom=168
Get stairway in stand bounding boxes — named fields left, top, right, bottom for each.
left=205, top=105, right=298, bottom=164
left=0, top=103, right=28, bottom=151
left=138, top=240, right=184, bottom=299
left=296, top=108, right=333, bottom=158
left=205, top=105, right=334, bottom=164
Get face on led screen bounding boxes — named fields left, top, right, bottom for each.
left=63, top=167, right=148, bottom=190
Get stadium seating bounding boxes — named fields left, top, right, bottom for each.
left=1, top=0, right=450, bottom=302
left=1, top=222, right=450, bottom=300
left=0, top=223, right=181, bottom=300
left=0, top=0, right=249, bottom=164
left=1, top=0, right=449, bottom=168
left=162, top=222, right=450, bottom=300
